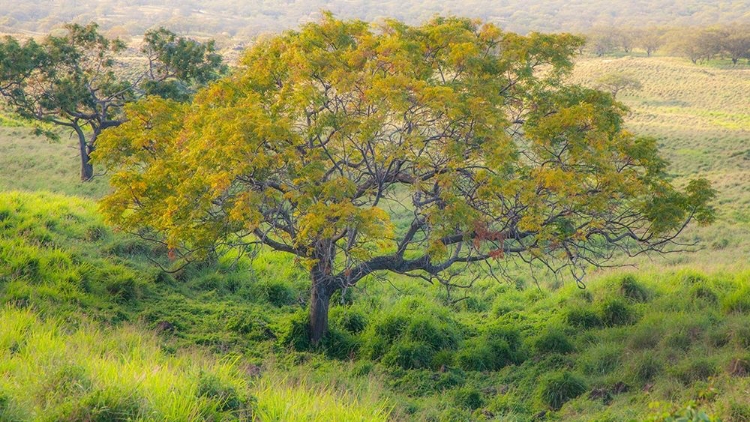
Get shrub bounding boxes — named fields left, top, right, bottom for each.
left=351, top=361, right=374, bottom=377
left=565, top=307, right=603, bottom=329
left=453, top=386, right=484, bottom=410
left=534, top=328, right=575, bottom=355
left=538, top=371, right=587, bottom=410
left=405, top=316, right=459, bottom=351
left=601, top=299, right=634, bottom=326
left=58, top=388, right=146, bottom=422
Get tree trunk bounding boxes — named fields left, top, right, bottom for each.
left=309, top=275, right=334, bottom=346
left=75, top=126, right=94, bottom=181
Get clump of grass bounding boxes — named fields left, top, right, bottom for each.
left=565, top=307, right=603, bottom=329
left=361, top=299, right=460, bottom=369
left=722, top=287, right=750, bottom=314
left=534, top=327, right=575, bottom=355
left=538, top=371, right=587, bottom=410
left=453, top=386, right=484, bottom=410
left=601, top=299, right=635, bottom=327
left=619, top=275, right=650, bottom=303
left=456, top=324, right=526, bottom=371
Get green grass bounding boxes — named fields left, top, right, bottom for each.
left=0, top=54, right=749, bottom=421
left=0, top=306, right=255, bottom=421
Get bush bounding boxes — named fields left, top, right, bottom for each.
left=534, top=328, right=574, bottom=355
left=431, top=350, right=455, bottom=370
left=601, top=299, right=634, bottom=327
left=565, top=307, right=603, bottom=329
left=538, top=371, right=587, bottom=410
left=453, top=387, right=484, bottom=410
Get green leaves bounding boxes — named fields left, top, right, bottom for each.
left=98, top=14, right=713, bottom=291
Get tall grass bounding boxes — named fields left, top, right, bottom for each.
left=0, top=306, right=254, bottom=421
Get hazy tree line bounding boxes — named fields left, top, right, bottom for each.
left=585, top=23, right=750, bottom=64
left=1, top=0, right=748, bottom=39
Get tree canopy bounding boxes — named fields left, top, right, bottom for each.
left=0, top=23, right=225, bottom=181
left=96, top=15, right=715, bottom=343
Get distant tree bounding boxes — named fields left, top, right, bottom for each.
left=616, top=28, right=635, bottom=53
left=720, top=23, right=750, bottom=65
left=0, top=23, right=224, bottom=181
left=594, top=72, right=643, bottom=98
left=588, top=28, right=617, bottom=56
left=635, top=27, right=664, bottom=57
left=96, top=15, right=715, bottom=345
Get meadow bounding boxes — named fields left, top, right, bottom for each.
left=0, top=53, right=748, bottom=421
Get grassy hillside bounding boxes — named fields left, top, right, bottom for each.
left=1, top=190, right=750, bottom=420
left=0, top=54, right=749, bottom=421
left=571, top=56, right=750, bottom=270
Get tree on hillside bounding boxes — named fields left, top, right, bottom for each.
left=96, top=15, right=715, bottom=345
left=720, top=23, right=750, bottom=65
left=594, top=72, right=642, bottom=99
left=587, top=28, right=617, bottom=56
left=0, top=23, right=224, bottom=181
left=635, top=27, right=664, bottom=57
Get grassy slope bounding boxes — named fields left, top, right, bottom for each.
left=570, top=56, right=750, bottom=270
left=0, top=55, right=748, bottom=421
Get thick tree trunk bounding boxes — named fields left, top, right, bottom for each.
left=309, top=275, right=334, bottom=346
left=75, top=126, right=94, bottom=181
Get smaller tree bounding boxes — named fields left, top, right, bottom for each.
left=635, top=27, right=664, bottom=57
left=0, top=23, right=225, bottom=181
left=587, top=28, right=617, bottom=57
left=594, top=72, right=643, bottom=99
left=720, top=23, right=750, bottom=65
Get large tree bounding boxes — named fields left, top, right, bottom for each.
left=0, top=23, right=224, bottom=181
left=96, top=15, right=715, bottom=344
